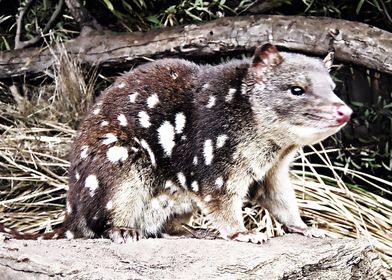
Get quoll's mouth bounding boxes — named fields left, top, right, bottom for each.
left=306, top=104, right=353, bottom=128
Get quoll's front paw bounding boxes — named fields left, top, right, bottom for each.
left=230, top=230, right=268, bottom=244
left=283, top=225, right=325, bottom=238
left=106, top=227, right=143, bottom=243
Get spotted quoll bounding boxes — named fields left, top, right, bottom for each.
left=0, top=44, right=352, bottom=243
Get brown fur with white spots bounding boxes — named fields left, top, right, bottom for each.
left=1, top=44, right=352, bottom=243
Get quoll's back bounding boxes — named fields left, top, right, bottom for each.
left=62, top=44, right=352, bottom=243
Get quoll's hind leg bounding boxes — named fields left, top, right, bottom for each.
left=108, top=161, right=167, bottom=242
left=162, top=213, right=219, bottom=240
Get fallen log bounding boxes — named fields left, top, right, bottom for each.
left=0, top=234, right=384, bottom=279
left=0, top=15, right=391, bottom=79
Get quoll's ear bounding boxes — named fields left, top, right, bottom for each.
left=323, top=51, right=334, bottom=72
left=252, top=43, right=283, bottom=68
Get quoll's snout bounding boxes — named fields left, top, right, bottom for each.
left=335, top=104, right=353, bottom=125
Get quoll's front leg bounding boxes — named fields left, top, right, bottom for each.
left=259, top=157, right=325, bottom=238
left=204, top=194, right=268, bottom=244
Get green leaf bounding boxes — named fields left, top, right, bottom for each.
left=356, top=0, right=365, bottom=15
left=0, top=15, right=12, bottom=24
left=1, top=36, right=10, bottom=51
left=102, top=0, right=115, bottom=12
left=303, top=0, right=315, bottom=13
left=184, top=9, right=203, bottom=21
left=122, top=1, right=135, bottom=13
left=145, top=15, right=161, bottom=25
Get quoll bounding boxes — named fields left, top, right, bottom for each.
left=0, top=44, right=352, bottom=243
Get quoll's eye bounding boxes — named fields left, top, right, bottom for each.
left=290, top=86, right=305, bottom=96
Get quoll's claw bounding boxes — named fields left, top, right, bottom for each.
left=230, top=230, right=268, bottom=244
left=107, top=227, right=143, bottom=243
left=283, top=225, right=325, bottom=238
left=305, top=228, right=326, bottom=238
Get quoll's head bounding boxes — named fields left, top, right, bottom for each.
left=246, top=43, right=353, bottom=146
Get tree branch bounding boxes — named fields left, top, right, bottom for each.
left=64, top=0, right=104, bottom=35
left=14, top=0, right=64, bottom=49
left=14, top=0, right=34, bottom=49
left=0, top=235, right=385, bottom=279
left=2, top=15, right=392, bottom=79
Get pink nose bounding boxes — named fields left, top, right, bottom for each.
left=336, top=104, right=353, bottom=125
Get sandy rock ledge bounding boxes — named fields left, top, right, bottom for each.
left=0, top=234, right=382, bottom=279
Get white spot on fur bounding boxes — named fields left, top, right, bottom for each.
left=203, top=139, right=214, bottom=165
left=215, top=177, right=224, bottom=188
left=102, top=133, right=117, bottom=145
left=65, top=230, right=74, bottom=239
left=226, top=88, right=236, bottom=102
left=191, top=181, right=199, bottom=192
left=147, top=94, right=160, bottom=108
left=181, top=135, right=187, bottom=140
left=141, top=139, right=156, bottom=167
left=52, top=233, right=59, bottom=239
left=151, top=198, right=160, bottom=209
left=80, top=146, right=88, bottom=159
left=202, top=83, right=210, bottom=89
left=106, top=200, right=113, bottom=210
left=158, top=121, right=175, bottom=157
left=66, top=201, right=72, bottom=214
left=129, top=92, right=139, bottom=103
left=131, top=147, right=139, bottom=152
left=75, top=172, right=80, bottom=181
left=241, top=83, right=248, bottom=95
left=138, top=111, right=151, bottom=128
left=164, top=180, right=177, bottom=193
left=93, top=108, right=100, bottom=115
left=204, top=195, right=212, bottom=202
left=3, top=227, right=11, bottom=233
left=118, top=82, right=125, bottom=88
left=177, top=172, right=187, bottom=188
left=107, top=146, right=128, bottom=163
left=206, top=96, right=216, bottom=108
left=193, top=156, right=198, bottom=165
left=101, top=120, right=109, bottom=127
left=170, top=71, right=178, bottom=80
left=37, top=236, right=43, bottom=241
left=133, top=137, right=141, bottom=144
left=117, top=114, right=128, bottom=126
left=216, top=134, right=228, bottom=148
left=175, top=112, right=186, bottom=134
left=85, top=175, right=99, bottom=196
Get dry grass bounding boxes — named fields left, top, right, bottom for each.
left=0, top=43, right=95, bottom=232
left=0, top=48, right=391, bottom=274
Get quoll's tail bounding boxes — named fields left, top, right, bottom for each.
left=0, top=223, right=66, bottom=240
